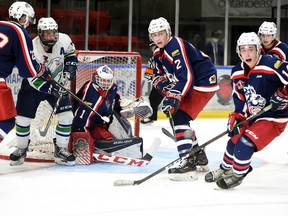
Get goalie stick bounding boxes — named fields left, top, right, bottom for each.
left=113, top=104, right=272, bottom=186
left=93, top=137, right=161, bottom=166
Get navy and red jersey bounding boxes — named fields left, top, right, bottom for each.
left=72, top=81, right=122, bottom=132
left=153, top=36, right=219, bottom=98
left=0, top=21, right=39, bottom=79
left=231, top=54, right=288, bottom=122
left=260, top=39, right=288, bottom=61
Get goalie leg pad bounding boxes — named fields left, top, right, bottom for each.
left=69, top=132, right=94, bottom=165
left=95, top=137, right=143, bottom=158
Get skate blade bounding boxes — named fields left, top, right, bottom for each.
left=10, top=158, right=24, bottom=166
left=197, top=165, right=209, bottom=172
left=54, top=158, right=76, bottom=166
left=169, top=171, right=198, bottom=181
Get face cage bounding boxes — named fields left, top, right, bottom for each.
left=94, top=76, right=113, bottom=91
left=39, top=30, right=59, bottom=47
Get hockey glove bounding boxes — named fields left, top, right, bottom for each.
left=161, top=89, right=181, bottom=117
left=227, top=112, right=246, bottom=137
left=64, top=61, right=78, bottom=80
left=144, top=67, right=154, bottom=82
left=270, top=88, right=288, bottom=111
left=152, top=75, right=170, bottom=96
left=45, top=80, right=68, bottom=98
left=37, top=64, right=52, bottom=81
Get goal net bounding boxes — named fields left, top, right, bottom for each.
left=0, top=51, right=142, bottom=162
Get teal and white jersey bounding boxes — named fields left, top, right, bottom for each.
left=29, top=33, right=76, bottom=90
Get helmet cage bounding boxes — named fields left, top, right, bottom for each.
left=92, top=65, right=114, bottom=91
left=37, top=17, right=59, bottom=47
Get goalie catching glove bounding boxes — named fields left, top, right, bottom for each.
left=120, top=97, right=153, bottom=119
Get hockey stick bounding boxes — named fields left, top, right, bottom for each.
left=54, top=81, right=110, bottom=123
left=161, top=127, right=176, bottom=141
left=93, top=137, right=161, bottom=167
left=39, top=95, right=62, bottom=137
left=113, top=104, right=272, bottom=186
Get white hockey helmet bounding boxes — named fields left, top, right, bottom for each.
left=148, top=17, right=171, bottom=41
left=92, top=65, right=114, bottom=94
left=8, top=1, right=35, bottom=28
left=236, top=32, right=261, bottom=61
left=258, top=21, right=277, bottom=39
left=37, top=17, right=59, bottom=47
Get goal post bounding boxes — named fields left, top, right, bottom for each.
left=0, top=51, right=143, bottom=162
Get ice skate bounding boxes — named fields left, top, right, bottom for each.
left=205, top=167, right=232, bottom=183
left=9, top=147, right=28, bottom=166
left=216, top=166, right=253, bottom=189
left=194, top=148, right=209, bottom=172
left=54, top=145, right=76, bottom=166
left=140, top=118, right=154, bottom=124
left=168, top=155, right=197, bottom=181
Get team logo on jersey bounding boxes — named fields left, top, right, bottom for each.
left=209, top=74, right=217, bottom=84
left=243, top=84, right=266, bottom=115
left=105, top=100, right=111, bottom=109
left=235, top=80, right=245, bottom=90
left=172, top=49, right=180, bottom=57
left=274, top=60, right=283, bottom=69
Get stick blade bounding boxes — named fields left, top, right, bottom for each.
left=114, top=179, right=136, bottom=187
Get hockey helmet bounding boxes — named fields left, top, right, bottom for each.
left=37, top=17, right=59, bottom=47
left=9, top=1, right=35, bottom=28
left=236, top=32, right=261, bottom=61
left=92, top=65, right=114, bottom=95
left=148, top=17, right=171, bottom=41
left=258, top=21, right=277, bottom=39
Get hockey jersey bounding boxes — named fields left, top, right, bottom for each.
left=72, top=81, right=122, bottom=132
left=260, top=39, right=288, bottom=61
left=0, top=21, right=39, bottom=79
left=153, top=36, right=219, bottom=98
left=28, top=32, right=78, bottom=91
left=231, top=54, right=288, bottom=122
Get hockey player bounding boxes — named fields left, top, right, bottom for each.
left=9, top=17, right=78, bottom=166
left=258, top=21, right=288, bottom=61
left=71, top=65, right=153, bottom=164
left=148, top=17, right=219, bottom=181
left=205, top=32, right=288, bottom=189
left=0, top=1, right=51, bottom=143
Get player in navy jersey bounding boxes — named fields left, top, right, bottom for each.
left=9, top=17, right=78, bottom=166
left=0, top=2, right=50, bottom=143
left=148, top=17, right=219, bottom=181
left=258, top=21, right=288, bottom=61
left=205, top=32, right=288, bottom=189
left=71, top=65, right=152, bottom=163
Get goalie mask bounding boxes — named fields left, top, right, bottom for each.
left=9, top=1, right=36, bottom=28
left=236, top=32, right=261, bottom=62
left=92, top=65, right=114, bottom=97
left=37, top=17, right=59, bottom=47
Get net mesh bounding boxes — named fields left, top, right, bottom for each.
left=0, top=51, right=142, bottom=162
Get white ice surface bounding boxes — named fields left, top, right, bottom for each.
left=0, top=119, right=287, bottom=216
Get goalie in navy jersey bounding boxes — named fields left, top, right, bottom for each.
left=205, top=32, right=288, bottom=189
left=70, top=65, right=153, bottom=164
left=148, top=17, right=219, bottom=181
left=9, top=17, right=78, bottom=166
left=0, top=2, right=51, bottom=143
left=258, top=21, right=288, bottom=61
